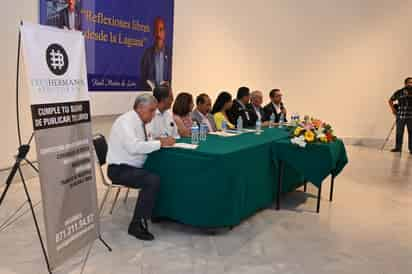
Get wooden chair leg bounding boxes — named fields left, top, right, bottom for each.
left=124, top=188, right=130, bottom=204
left=110, top=188, right=121, bottom=215
left=99, top=187, right=111, bottom=216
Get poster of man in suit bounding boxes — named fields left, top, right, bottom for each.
left=40, top=0, right=174, bottom=92
left=45, top=0, right=81, bottom=31
left=140, top=17, right=172, bottom=90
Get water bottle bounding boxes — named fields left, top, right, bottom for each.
left=221, top=120, right=227, bottom=132
left=199, top=123, right=204, bottom=141
left=269, top=113, right=275, bottom=128
left=290, top=113, right=295, bottom=126
left=255, top=119, right=262, bottom=135
left=200, top=123, right=207, bottom=141
left=292, top=112, right=299, bottom=122
left=279, top=113, right=285, bottom=128
left=237, top=116, right=243, bottom=131
left=191, top=125, right=199, bottom=144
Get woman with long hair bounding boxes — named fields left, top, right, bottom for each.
left=211, top=91, right=235, bottom=130
left=173, top=92, right=194, bottom=137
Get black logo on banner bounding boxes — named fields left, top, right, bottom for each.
left=46, top=44, right=69, bottom=76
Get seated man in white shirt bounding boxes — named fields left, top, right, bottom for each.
left=150, top=85, right=180, bottom=139
left=107, top=94, right=175, bottom=241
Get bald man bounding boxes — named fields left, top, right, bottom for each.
left=140, top=17, right=172, bottom=90
left=247, top=90, right=270, bottom=127
left=247, top=90, right=264, bottom=121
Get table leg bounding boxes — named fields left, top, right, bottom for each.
left=329, top=175, right=335, bottom=202
left=276, top=161, right=283, bottom=210
left=316, top=183, right=322, bottom=213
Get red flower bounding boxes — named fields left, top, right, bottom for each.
left=326, top=132, right=334, bottom=142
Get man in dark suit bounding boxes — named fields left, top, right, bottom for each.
left=58, top=0, right=81, bottom=30
left=191, top=94, right=217, bottom=132
left=140, top=17, right=172, bottom=90
left=228, top=87, right=256, bottom=128
left=247, top=90, right=265, bottom=123
left=263, top=89, right=287, bottom=123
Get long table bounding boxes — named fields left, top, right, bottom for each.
left=144, top=128, right=347, bottom=228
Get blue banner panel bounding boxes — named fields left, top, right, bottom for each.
left=40, top=0, right=174, bottom=91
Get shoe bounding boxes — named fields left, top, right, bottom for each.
left=390, top=148, right=401, bottom=152
left=128, top=222, right=154, bottom=241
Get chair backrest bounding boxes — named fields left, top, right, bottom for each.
left=92, top=133, right=113, bottom=187
left=93, top=134, right=108, bottom=166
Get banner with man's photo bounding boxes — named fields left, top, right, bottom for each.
left=39, top=0, right=175, bottom=91
left=20, top=22, right=99, bottom=269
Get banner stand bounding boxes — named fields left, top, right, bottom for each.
left=0, top=26, right=53, bottom=274
left=0, top=26, right=41, bottom=234
left=0, top=23, right=112, bottom=274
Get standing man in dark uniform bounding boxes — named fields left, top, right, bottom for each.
left=389, top=77, right=412, bottom=153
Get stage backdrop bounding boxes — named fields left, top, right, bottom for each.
left=39, top=0, right=174, bottom=92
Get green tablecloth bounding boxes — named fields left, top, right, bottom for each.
left=272, top=138, right=348, bottom=187
left=144, top=128, right=301, bottom=228
left=144, top=128, right=347, bottom=227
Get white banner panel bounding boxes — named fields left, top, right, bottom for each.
left=20, top=22, right=99, bottom=269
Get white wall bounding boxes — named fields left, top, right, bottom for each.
left=1, top=0, right=411, bottom=168
left=1, top=0, right=38, bottom=169
left=172, top=0, right=412, bottom=138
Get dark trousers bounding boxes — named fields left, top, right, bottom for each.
left=395, top=118, right=412, bottom=152
left=107, top=164, right=160, bottom=222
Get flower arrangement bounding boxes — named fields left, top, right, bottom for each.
left=289, top=116, right=337, bottom=148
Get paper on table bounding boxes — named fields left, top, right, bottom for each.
left=226, top=129, right=243, bottom=134
left=165, top=143, right=198, bottom=149
left=241, top=129, right=257, bottom=133
left=209, top=131, right=240, bottom=137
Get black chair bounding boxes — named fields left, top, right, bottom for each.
left=93, top=134, right=131, bottom=215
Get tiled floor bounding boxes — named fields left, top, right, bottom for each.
left=0, top=146, right=411, bottom=274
